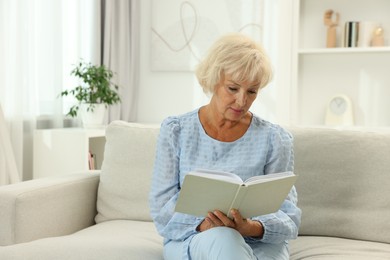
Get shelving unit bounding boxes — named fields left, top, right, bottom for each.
left=298, top=46, right=390, bottom=54
left=33, top=128, right=106, bottom=179
left=291, top=0, right=390, bottom=127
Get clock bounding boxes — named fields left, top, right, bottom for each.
left=325, top=94, right=354, bottom=126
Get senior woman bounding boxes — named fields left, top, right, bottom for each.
left=149, top=33, right=301, bottom=260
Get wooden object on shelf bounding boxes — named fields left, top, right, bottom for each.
left=371, top=27, right=385, bottom=47
left=323, top=9, right=339, bottom=48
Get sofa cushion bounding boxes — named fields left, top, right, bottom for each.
left=290, top=236, right=390, bottom=260
left=95, top=121, right=160, bottom=223
left=0, top=220, right=163, bottom=260
left=289, top=127, right=390, bottom=244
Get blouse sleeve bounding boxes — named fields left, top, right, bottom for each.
left=149, top=117, right=202, bottom=241
left=247, top=126, right=302, bottom=244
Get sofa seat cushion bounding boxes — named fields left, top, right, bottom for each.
left=0, top=220, right=163, bottom=260
left=290, top=236, right=390, bottom=260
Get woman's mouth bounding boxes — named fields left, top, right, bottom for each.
left=230, top=107, right=243, bottom=114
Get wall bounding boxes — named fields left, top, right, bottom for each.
left=137, top=1, right=203, bottom=124
left=137, top=0, right=293, bottom=125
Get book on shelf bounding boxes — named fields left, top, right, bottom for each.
left=175, top=170, right=297, bottom=219
left=88, top=151, right=97, bottom=170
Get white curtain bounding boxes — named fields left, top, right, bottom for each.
left=0, top=0, right=100, bottom=182
left=102, top=0, right=140, bottom=122
left=0, top=105, right=20, bottom=185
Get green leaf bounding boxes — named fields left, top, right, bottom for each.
left=58, top=60, right=121, bottom=117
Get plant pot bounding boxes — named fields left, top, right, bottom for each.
left=79, top=103, right=107, bottom=128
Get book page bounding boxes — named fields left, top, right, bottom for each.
left=175, top=175, right=241, bottom=217
left=238, top=175, right=297, bottom=218
left=190, top=169, right=243, bottom=184
left=244, top=171, right=294, bottom=185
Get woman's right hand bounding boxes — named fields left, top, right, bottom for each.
left=196, top=210, right=264, bottom=238
left=196, top=210, right=235, bottom=232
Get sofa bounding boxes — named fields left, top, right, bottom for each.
left=0, top=121, right=389, bottom=259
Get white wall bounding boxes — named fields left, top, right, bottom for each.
left=137, top=0, right=203, bottom=124
left=137, top=0, right=293, bottom=125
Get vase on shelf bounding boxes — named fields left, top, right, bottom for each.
left=79, top=103, right=106, bottom=128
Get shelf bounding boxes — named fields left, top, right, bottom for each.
left=33, top=128, right=106, bottom=179
left=291, top=0, right=390, bottom=127
left=298, top=47, right=390, bottom=54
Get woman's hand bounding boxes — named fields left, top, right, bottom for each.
left=197, top=209, right=264, bottom=238
left=229, top=209, right=264, bottom=238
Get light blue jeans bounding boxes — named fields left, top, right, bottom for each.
left=164, top=227, right=289, bottom=260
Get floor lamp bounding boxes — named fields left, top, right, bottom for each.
left=0, top=104, right=20, bottom=185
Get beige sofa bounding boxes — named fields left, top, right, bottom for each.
left=1, top=121, right=390, bottom=259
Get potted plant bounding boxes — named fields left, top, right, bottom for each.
left=60, top=61, right=121, bottom=127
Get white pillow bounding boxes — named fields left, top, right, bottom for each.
left=95, top=121, right=160, bottom=223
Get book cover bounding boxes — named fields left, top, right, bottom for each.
left=88, top=151, right=96, bottom=170
left=175, top=170, right=297, bottom=219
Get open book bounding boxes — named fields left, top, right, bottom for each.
left=175, top=170, right=297, bottom=219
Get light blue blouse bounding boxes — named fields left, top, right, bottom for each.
left=149, top=109, right=301, bottom=259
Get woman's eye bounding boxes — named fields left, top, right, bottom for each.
left=248, top=90, right=257, bottom=95
left=228, top=86, right=238, bottom=92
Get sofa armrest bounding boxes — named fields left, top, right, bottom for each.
left=0, top=172, right=100, bottom=246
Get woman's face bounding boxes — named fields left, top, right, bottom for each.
left=211, top=74, right=260, bottom=122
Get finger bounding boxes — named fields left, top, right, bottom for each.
left=207, top=212, right=224, bottom=226
left=198, top=217, right=214, bottom=232
left=204, top=217, right=214, bottom=228
left=214, top=210, right=235, bottom=227
left=230, top=209, right=245, bottom=225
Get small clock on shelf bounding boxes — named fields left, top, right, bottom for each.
left=325, top=94, right=354, bottom=126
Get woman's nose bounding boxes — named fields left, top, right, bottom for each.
left=236, top=92, right=247, bottom=106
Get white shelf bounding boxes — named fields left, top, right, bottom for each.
left=33, top=128, right=106, bottom=179
left=291, top=0, right=390, bottom=127
left=298, top=47, right=390, bottom=54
